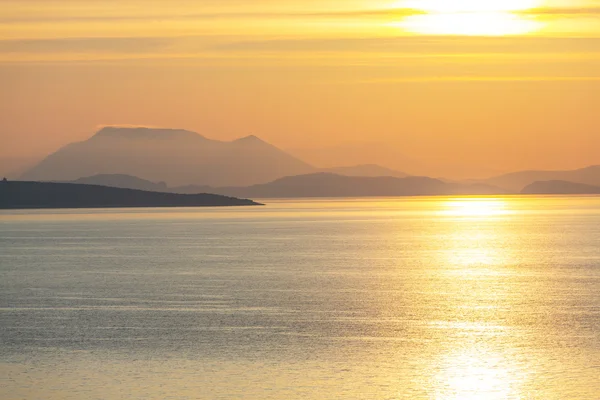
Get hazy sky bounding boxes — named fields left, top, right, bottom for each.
left=1, top=0, right=600, bottom=177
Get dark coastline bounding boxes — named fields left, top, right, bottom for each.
left=0, top=181, right=262, bottom=209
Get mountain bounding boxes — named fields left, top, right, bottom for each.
left=321, top=164, right=407, bottom=178
left=287, top=143, right=504, bottom=179
left=48, top=171, right=507, bottom=198
left=20, top=127, right=314, bottom=187
left=0, top=156, right=42, bottom=179
left=69, top=174, right=168, bottom=192
left=521, top=180, right=600, bottom=195
left=190, top=173, right=506, bottom=198
left=0, top=181, right=260, bottom=209
left=483, top=165, right=600, bottom=192
left=287, top=143, right=416, bottom=171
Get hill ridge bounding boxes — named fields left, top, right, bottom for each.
left=20, top=127, right=315, bottom=187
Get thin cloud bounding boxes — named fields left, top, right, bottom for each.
left=0, top=37, right=175, bottom=54
left=2, top=35, right=600, bottom=63
left=2, top=6, right=599, bottom=24
left=215, top=36, right=600, bottom=54
left=351, top=76, right=600, bottom=83
left=0, top=8, right=423, bottom=24
left=520, top=7, right=600, bottom=16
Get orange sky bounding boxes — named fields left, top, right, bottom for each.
left=1, top=0, right=600, bottom=178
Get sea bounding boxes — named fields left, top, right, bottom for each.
left=1, top=196, right=599, bottom=399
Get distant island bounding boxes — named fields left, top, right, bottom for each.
left=64, top=172, right=600, bottom=198
left=11, top=127, right=600, bottom=196
left=0, top=181, right=261, bottom=210
left=521, top=180, right=600, bottom=195
left=64, top=172, right=507, bottom=198
left=481, top=165, right=600, bottom=192
left=19, top=127, right=314, bottom=187
left=202, top=173, right=507, bottom=198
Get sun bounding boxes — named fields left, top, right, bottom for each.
left=441, top=198, right=509, bottom=218
left=400, top=13, right=541, bottom=36
left=396, top=0, right=544, bottom=36
left=402, top=0, right=542, bottom=13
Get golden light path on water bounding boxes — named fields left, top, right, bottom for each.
left=1, top=196, right=599, bottom=399
left=395, top=0, right=544, bottom=35
left=430, top=198, right=522, bottom=399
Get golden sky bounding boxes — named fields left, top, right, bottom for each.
left=1, top=0, right=600, bottom=177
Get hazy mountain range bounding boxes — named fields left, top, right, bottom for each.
left=0, top=156, right=41, bottom=179
left=321, top=164, right=407, bottom=178
left=15, top=127, right=600, bottom=197
left=63, top=172, right=600, bottom=198
left=20, top=127, right=313, bottom=187
left=200, top=173, right=505, bottom=198
left=521, top=180, right=600, bottom=195
left=63, top=172, right=503, bottom=198
left=482, top=166, right=600, bottom=192
left=69, top=174, right=169, bottom=192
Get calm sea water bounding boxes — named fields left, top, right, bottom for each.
left=1, top=197, right=599, bottom=399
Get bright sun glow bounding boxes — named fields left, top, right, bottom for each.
left=442, top=199, right=509, bottom=217
left=435, top=347, right=521, bottom=400
left=396, top=0, right=543, bottom=36
left=403, top=0, right=541, bottom=13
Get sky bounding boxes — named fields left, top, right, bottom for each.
left=1, top=0, right=600, bottom=178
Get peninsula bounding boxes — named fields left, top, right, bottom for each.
left=0, top=181, right=261, bottom=209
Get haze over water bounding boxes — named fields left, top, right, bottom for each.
left=1, top=196, right=599, bottom=399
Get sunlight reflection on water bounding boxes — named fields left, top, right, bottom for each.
left=1, top=196, right=599, bottom=399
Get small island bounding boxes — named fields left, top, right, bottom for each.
left=521, top=180, right=600, bottom=195
left=0, top=181, right=261, bottom=209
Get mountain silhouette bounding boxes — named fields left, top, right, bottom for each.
left=483, top=165, right=600, bottom=192
left=0, top=181, right=260, bottom=209
left=69, top=174, right=168, bottom=192
left=0, top=156, right=42, bottom=179
left=20, top=127, right=314, bottom=187
left=521, top=180, right=600, bottom=195
left=184, top=173, right=506, bottom=198
left=321, top=164, right=407, bottom=178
